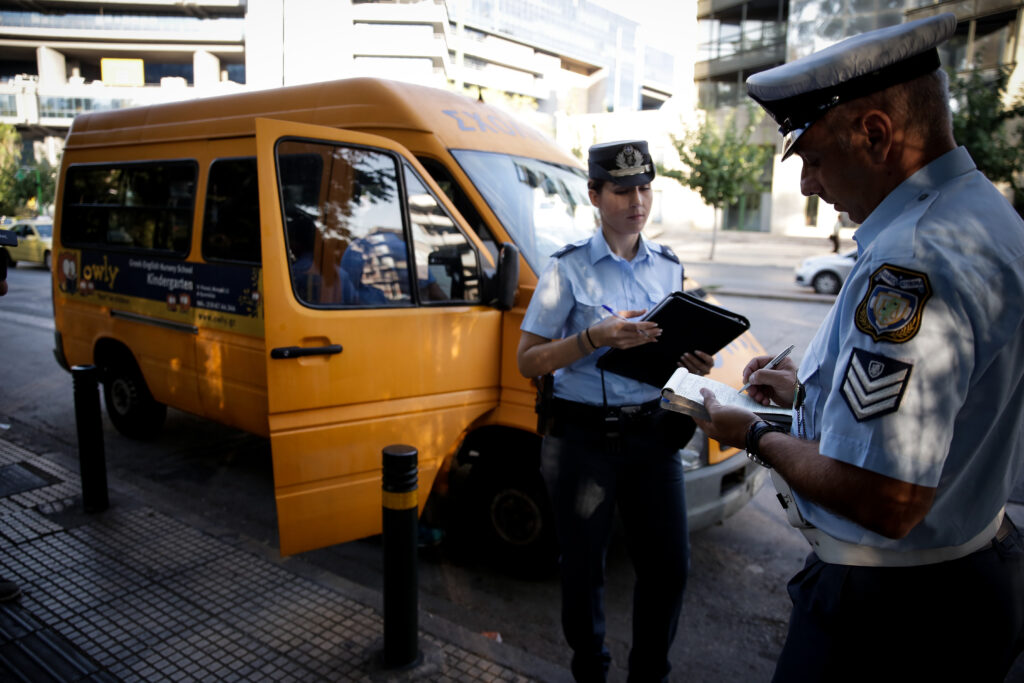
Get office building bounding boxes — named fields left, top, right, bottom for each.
left=697, top=0, right=1023, bottom=234
left=0, top=0, right=690, bottom=176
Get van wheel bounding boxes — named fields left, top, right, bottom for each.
left=44, top=251, right=51, bottom=270
left=468, top=461, right=558, bottom=577
left=102, top=359, right=166, bottom=439
left=3, top=250, right=15, bottom=267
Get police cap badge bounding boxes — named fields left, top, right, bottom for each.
left=746, top=13, right=957, bottom=159
left=588, top=140, right=655, bottom=187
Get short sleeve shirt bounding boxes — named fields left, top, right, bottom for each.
left=793, top=147, right=1024, bottom=550
left=520, top=229, right=682, bottom=406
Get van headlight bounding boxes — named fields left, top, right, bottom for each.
left=679, top=426, right=709, bottom=472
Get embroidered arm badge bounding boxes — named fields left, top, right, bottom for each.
left=841, top=347, right=913, bottom=422
left=854, top=264, right=932, bottom=343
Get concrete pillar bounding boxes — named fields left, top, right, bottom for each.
left=194, top=50, right=221, bottom=88
left=245, top=0, right=285, bottom=89
left=36, top=46, right=67, bottom=87
left=282, top=0, right=353, bottom=86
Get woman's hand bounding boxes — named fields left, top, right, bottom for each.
left=589, top=309, right=660, bottom=349
left=678, top=350, right=714, bottom=376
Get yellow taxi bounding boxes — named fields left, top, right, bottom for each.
left=3, top=219, right=53, bottom=270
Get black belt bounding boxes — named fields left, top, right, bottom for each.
left=550, top=397, right=661, bottom=426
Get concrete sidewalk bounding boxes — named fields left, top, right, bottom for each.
left=650, top=225, right=852, bottom=269
left=0, top=436, right=570, bottom=682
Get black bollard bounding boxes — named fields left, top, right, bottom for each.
left=380, top=444, right=421, bottom=669
left=72, top=365, right=108, bottom=513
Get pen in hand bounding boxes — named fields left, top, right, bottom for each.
left=602, top=304, right=652, bottom=339
left=738, top=344, right=795, bottom=394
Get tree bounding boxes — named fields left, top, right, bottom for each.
left=661, top=108, right=771, bottom=259
left=0, top=123, right=59, bottom=217
left=0, top=123, right=21, bottom=217
left=950, top=67, right=1024, bottom=214
left=14, top=159, right=58, bottom=214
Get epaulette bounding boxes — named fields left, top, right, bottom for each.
left=551, top=238, right=589, bottom=259
left=652, top=243, right=679, bottom=264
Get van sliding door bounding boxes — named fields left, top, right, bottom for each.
left=255, top=119, right=501, bottom=556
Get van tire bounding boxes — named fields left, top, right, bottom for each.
left=467, top=460, right=558, bottom=577
left=102, top=358, right=166, bottom=439
left=3, top=250, right=15, bottom=267
left=44, top=251, right=51, bottom=270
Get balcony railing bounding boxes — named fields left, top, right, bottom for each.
left=0, top=79, right=242, bottom=127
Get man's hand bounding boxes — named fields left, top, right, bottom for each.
left=743, top=354, right=799, bottom=407
left=694, top=388, right=759, bottom=450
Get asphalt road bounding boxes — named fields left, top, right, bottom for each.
left=4, top=262, right=1021, bottom=681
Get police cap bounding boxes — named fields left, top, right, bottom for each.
left=746, top=13, right=957, bottom=159
left=587, top=140, right=655, bottom=186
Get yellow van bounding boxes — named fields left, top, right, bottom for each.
left=52, top=77, right=766, bottom=568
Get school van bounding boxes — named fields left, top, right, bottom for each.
left=52, top=77, right=767, bottom=569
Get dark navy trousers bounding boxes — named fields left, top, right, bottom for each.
left=541, top=413, right=690, bottom=683
left=773, top=520, right=1024, bottom=682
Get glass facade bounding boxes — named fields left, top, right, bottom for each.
left=697, top=0, right=788, bottom=108
left=448, top=0, right=669, bottom=111
left=0, top=10, right=243, bottom=39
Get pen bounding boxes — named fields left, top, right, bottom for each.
left=738, top=344, right=795, bottom=394
left=602, top=304, right=652, bottom=338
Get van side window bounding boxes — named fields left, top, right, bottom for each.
left=277, top=140, right=412, bottom=307
left=403, top=164, right=481, bottom=303
left=203, top=158, right=261, bottom=264
left=416, top=157, right=498, bottom=263
left=62, top=161, right=196, bottom=256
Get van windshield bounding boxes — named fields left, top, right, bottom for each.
left=451, top=150, right=597, bottom=274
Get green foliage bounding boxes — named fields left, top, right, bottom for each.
left=950, top=68, right=1024, bottom=211
left=660, top=108, right=771, bottom=211
left=0, top=123, right=21, bottom=216
left=0, top=124, right=58, bottom=216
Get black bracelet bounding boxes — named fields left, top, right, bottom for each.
left=745, top=420, right=788, bottom=469
left=576, top=331, right=592, bottom=355
left=584, top=326, right=597, bottom=349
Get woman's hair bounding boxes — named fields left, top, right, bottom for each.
left=587, top=178, right=605, bottom=193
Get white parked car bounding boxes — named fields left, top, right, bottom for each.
left=795, top=248, right=857, bottom=295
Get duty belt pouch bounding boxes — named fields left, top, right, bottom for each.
left=534, top=374, right=554, bottom=436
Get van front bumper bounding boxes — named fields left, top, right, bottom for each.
left=684, top=452, right=768, bottom=532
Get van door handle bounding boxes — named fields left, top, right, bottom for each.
left=270, top=344, right=343, bottom=359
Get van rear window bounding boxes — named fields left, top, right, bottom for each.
left=62, top=161, right=197, bottom=256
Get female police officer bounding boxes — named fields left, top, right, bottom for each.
left=517, top=140, right=712, bottom=682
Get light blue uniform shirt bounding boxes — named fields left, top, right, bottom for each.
left=793, top=147, right=1024, bottom=550
left=521, top=229, right=682, bottom=406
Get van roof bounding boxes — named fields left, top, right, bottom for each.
left=65, top=77, right=579, bottom=167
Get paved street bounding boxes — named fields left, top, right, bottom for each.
left=2, top=227, right=1022, bottom=681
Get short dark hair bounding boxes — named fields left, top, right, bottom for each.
left=587, top=178, right=605, bottom=193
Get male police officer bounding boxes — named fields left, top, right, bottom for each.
left=694, top=14, right=1024, bottom=681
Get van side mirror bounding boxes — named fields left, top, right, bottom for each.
left=493, top=242, right=519, bottom=311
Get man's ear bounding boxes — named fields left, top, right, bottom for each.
left=860, top=110, right=893, bottom=162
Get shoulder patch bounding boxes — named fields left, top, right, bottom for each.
left=840, top=347, right=913, bottom=422
left=854, top=264, right=931, bottom=343
left=652, top=243, right=679, bottom=264
left=551, top=238, right=589, bottom=259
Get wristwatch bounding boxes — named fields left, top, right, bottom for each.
left=745, top=420, right=788, bottom=469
